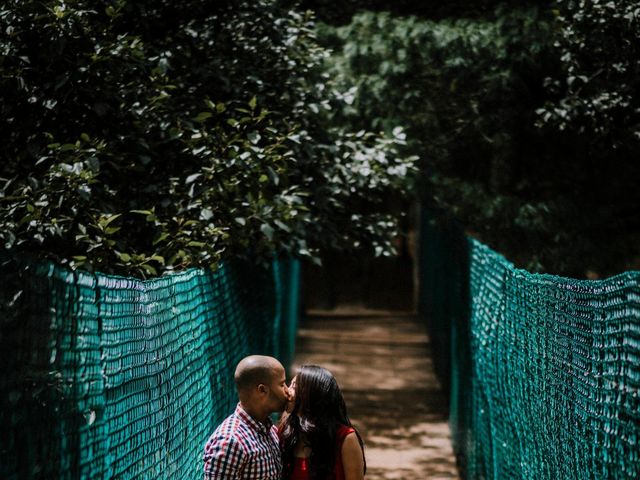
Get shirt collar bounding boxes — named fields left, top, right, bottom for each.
left=236, top=403, right=273, bottom=435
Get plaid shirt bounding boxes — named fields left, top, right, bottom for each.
left=203, top=403, right=282, bottom=480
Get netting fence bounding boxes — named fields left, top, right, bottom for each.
left=419, top=208, right=640, bottom=479
left=0, top=255, right=300, bottom=480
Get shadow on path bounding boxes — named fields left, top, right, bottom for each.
left=291, top=311, right=459, bottom=480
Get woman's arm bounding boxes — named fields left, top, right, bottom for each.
left=341, top=432, right=365, bottom=480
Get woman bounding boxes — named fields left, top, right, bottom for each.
left=279, top=365, right=366, bottom=480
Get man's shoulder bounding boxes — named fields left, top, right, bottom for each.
left=206, top=412, right=252, bottom=447
left=217, top=411, right=243, bottom=429
left=203, top=413, right=250, bottom=477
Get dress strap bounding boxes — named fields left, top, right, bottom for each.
left=336, top=425, right=355, bottom=444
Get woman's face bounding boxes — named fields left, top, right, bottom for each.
left=285, top=375, right=297, bottom=413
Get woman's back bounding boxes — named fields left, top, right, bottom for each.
left=289, top=425, right=355, bottom=480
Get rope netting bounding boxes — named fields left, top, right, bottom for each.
left=0, top=256, right=300, bottom=479
left=419, top=210, right=640, bottom=479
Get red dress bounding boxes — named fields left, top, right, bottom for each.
left=290, top=425, right=355, bottom=480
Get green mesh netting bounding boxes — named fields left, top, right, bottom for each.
left=418, top=209, right=640, bottom=479
left=0, top=256, right=300, bottom=479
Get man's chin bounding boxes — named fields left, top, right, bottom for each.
left=270, top=402, right=287, bottom=414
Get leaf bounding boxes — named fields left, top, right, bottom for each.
left=84, top=410, right=97, bottom=426
left=200, top=208, right=214, bottom=221
left=194, top=112, right=212, bottom=122
left=99, top=214, right=121, bottom=228
left=153, top=232, right=170, bottom=245
left=274, top=220, right=291, bottom=232
left=168, top=128, right=182, bottom=140
left=267, top=166, right=279, bottom=186
left=140, top=264, right=157, bottom=276
left=53, top=5, right=65, bottom=19
left=131, top=210, right=157, bottom=222
left=185, top=173, right=202, bottom=184
left=260, top=223, right=274, bottom=241
left=117, top=252, right=132, bottom=262
left=150, top=255, right=165, bottom=265
left=248, top=132, right=261, bottom=144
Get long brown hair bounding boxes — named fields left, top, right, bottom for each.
left=279, top=365, right=365, bottom=480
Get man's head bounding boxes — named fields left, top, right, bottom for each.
left=234, top=355, right=290, bottom=422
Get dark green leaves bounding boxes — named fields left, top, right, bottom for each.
left=538, top=0, right=640, bottom=148
left=0, top=0, right=417, bottom=277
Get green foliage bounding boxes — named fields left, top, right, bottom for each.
left=532, top=0, right=640, bottom=275
left=319, top=9, right=578, bottom=270
left=294, top=0, right=543, bottom=25
left=319, top=5, right=640, bottom=276
left=0, top=0, right=417, bottom=277
left=538, top=0, right=640, bottom=151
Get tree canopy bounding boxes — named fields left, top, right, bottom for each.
left=3, top=0, right=638, bottom=278
left=0, top=0, right=416, bottom=277
left=314, top=2, right=640, bottom=276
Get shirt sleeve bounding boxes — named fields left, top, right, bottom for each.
left=203, top=434, right=246, bottom=479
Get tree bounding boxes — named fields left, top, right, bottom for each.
left=294, top=0, right=542, bottom=25
left=317, top=8, right=573, bottom=272
left=316, top=2, right=640, bottom=276
left=0, top=0, right=417, bottom=277
left=538, top=0, right=640, bottom=151
left=535, top=0, right=640, bottom=275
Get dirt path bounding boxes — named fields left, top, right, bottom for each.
left=291, top=311, right=459, bottom=480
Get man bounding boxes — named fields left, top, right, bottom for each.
left=203, top=355, right=291, bottom=479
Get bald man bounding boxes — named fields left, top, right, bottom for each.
left=203, top=355, right=291, bottom=479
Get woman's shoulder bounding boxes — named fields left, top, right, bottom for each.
left=336, top=424, right=356, bottom=442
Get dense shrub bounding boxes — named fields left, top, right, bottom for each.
left=294, top=0, right=543, bottom=25
left=538, top=0, right=640, bottom=151
left=0, top=0, right=417, bottom=276
left=535, top=0, right=640, bottom=275
left=318, top=9, right=563, bottom=271
left=318, top=5, right=640, bottom=276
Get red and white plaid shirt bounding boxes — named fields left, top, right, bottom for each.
left=203, top=403, right=282, bottom=479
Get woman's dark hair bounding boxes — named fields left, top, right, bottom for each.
left=279, top=365, right=365, bottom=480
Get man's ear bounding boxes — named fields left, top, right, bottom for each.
left=257, top=384, right=268, bottom=395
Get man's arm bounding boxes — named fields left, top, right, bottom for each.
left=203, top=434, right=245, bottom=479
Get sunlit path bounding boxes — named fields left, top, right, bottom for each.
left=291, top=310, right=459, bottom=480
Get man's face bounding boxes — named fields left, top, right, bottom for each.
left=265, top=365, right=290, bottom=413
